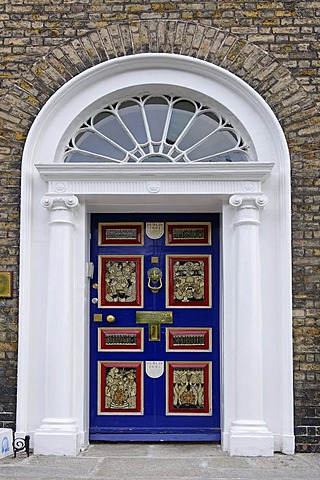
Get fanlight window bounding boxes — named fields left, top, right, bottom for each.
left=64, top=96, right=249, bottom=163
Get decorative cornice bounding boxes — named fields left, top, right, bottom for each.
left=36, top=163, right=274, bottom=200
left=36, top=163, right=274, bottom=183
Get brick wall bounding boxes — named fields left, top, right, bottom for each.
left=0, top=1, right=319, bottom=452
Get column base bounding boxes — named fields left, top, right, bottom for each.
left=229, top=420, right=274, bottom=456
left=34, top=418, right=80, bottom=456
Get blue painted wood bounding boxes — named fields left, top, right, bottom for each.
left=90, top=433, right=221, bottom=442
left=90, top=213, right=220, bottom=441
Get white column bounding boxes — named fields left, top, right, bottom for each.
left=228, top=194, right=274, bottom=456
left=34, top=195, right=80, bottom=456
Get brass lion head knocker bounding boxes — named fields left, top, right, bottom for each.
left=147, top=267, right=163, bottom=294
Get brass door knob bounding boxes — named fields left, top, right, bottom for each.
left=106, top=315, right=116, bottom=323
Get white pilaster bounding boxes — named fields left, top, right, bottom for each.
left=228, top=194, right=274, bottom=456
left=34, top=195, right=80, bottom=456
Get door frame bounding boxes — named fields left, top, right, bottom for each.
left=16, top=54, right=294, bottom=457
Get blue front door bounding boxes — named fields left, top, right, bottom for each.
left=90, top=213, right=220, bottom=441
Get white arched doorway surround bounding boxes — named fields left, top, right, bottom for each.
left=17, top=53, right=294, bottom=456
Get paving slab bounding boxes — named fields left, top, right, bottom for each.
left=0, top=455, right=99, bottom=478
left=0, top=444, right=319, bottom=480
left=81, top=443, right=228, bottom=458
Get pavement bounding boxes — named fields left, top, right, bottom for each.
left=0, top=443, right=319, bottom=480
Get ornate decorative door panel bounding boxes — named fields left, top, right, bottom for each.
left=90, top=213, right=220, bottom=441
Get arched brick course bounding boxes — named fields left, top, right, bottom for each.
left=1, top=20, right=320, bottom=149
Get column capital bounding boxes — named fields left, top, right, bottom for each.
left=229, top=194, right=268, bottom=210
left=41, top=195, right=79, bottom=210
left=229, top=194, right=268, bottom=228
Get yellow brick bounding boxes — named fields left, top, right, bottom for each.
left=275, top=10, right=296, bottom=17
left=182, top=11, right=193, bottom=19
left=244, top=11, right=260, bottom=18
left=18, top=80, right=32, bottom=91
left=152, top=3, right=175, bottom=11
left=14, top=132, right=26, bottom=141
left=128, top=5, right=144, bottom=13
left=262, top=18, right=278, bottom=26
left=27, top=96, right=39, bottom=106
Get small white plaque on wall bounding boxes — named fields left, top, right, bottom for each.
left=0, top=429, right=13, bottom=459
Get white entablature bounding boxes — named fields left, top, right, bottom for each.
left=36, top=163, right=274, bottom=197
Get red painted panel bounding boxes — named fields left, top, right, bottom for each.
left=166, top=222, right=211, bottom=246
left=99, top=255, right=143, bottom=308
left=99, top=223, right=144, bottom=246
left=98, top=361, right=143, bottom=415
left=167, top=362, right=211, bottom=415
left=167, top=328, right=211, bottom=351
left=98, top=327, right=143, bottom=351
left=166, top=255, right=211, bottom=308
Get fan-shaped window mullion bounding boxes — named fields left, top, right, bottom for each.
left=117, top=99, right=148, bottom=146
left=90, top=110, right=135, bottom=152
left=190, top=149, right=241, bottom=163
left=141, top=98, right=154, bottom=154
left=66, top=150, right=124, bottom=163
left=113, top=104, right=145, bottom=157
left=178, top=110, right=222, bottom=151
left=186, top=126, right=241, bottom=162
left=145, top=96, right=169, bottom=144
left=188, top=131, right=242, bottom=162
left=159, top=98, right=175, bottom=153
left=166, top=108, right=199, bottom=157
left=182, top=126, right=225, bottom=159
left=64, top=95, right=249, bottom=163
left=160, top=99, right=176, bottom=151
left=85, top=127, right=131, bottom=159
left=165, top=100, right=198, bottom=150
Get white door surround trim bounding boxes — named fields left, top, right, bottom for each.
left=16, top=54, right=294, bottom=456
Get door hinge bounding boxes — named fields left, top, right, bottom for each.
left=86, top=262, right=94, bottom=279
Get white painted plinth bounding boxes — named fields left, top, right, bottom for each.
left=33, top=432, right=80, bottom=456
left=229, top=421, right=274, bottom=456
left=34, top=418, right=80, bottom=456
left=0, top=429, right=13, bottom=459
